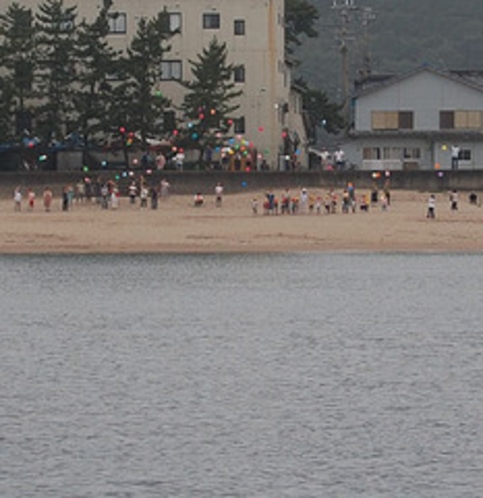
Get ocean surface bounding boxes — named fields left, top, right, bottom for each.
left=2, top=253, right=483, bottom=497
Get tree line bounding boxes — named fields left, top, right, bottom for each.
left=0, top=0, right=342, bottom=170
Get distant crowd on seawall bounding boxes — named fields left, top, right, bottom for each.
left=2, top=170, right=483, bottom=197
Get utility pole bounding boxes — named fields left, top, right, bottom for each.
left=360, top=7, right=376, bottom=80
left=332, top=0, right=358, bottom=124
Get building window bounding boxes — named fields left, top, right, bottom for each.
left=403, top=148, right=421, bottom=160
left=234, top=117, right=245, bottom=134
left=234, top=65, right=245, bottom=83
left=234, top=19, right=245, bottom=35
left=440, top=110, right=482, bottom=129
left=399, top=111, right=414, bottom=130
left=203, top=13, right=220, bottom=29
left=168, top=13, right=182, bottom=33
left=460, top=149, right=472, bottom=161
left=160, top=60, right=182, bottom=81
left=383, top=147, right=401, bottom=160
left=456, top=110, right=481, bottom=129
left=440, top=111, right=454, bottom=129
left=108, top=13, right=127, bottom=34
left=372, top=111, right=414, bottom=130
left=363, top=147, right=381, bottom=160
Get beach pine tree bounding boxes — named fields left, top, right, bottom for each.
left=295, top=78, right=345, bottom=139
left=285, top=0, right=319, bottom=54
left=180, top=37, right=242, bottom=168
left=119, top=10, right=174, bottom=151
left=0, top=3, right=36, bottom=141
left=72, top=0, right=120, bottom=163
left=35, top=0, right=78, bottom=142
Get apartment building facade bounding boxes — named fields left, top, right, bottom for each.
left=6, top=0, right=307, bottom=169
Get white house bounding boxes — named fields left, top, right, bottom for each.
left=343, top=66, right=483, bottom=171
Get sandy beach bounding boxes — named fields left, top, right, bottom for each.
left=1, top=188, right=483, bottom=254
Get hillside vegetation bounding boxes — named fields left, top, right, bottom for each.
left=296, top=0, right=483, bottom=99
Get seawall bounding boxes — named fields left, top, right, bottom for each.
left=1, top=170, right=483, bottom=197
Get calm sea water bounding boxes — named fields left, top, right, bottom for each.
left=2, top=253, right=483, bottom=497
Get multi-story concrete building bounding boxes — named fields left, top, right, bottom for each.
left=7, top=0, right=307, bottom=169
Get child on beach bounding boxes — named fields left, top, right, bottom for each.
left=427, top=194, right=436, bottom=218
left=450, top=189, right=458, bottom=211
left=43, top=187, right=53, bottom=212
left=251, top=198, right=258, bottom=215
left=381, top=194, right=388, bottom=211
left=27, top=188, right=36, bottom=210
left=315, top=195, right=322, bottom=214
left=13, top=187, right=22, bottom=211
left=140, top=186, right=148, bottom=208
left=215, top=182, right=223, bottom=207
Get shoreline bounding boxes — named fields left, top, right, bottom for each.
left=1, top=189, right=483, bottom=255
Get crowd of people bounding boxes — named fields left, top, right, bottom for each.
left=10, top=176, right=173, bottom=212
left=253, top=182, right=389, bottom=216
left=8, top=177, right=478, bottom=220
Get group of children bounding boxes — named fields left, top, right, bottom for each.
left=426, top=189, right=476, bottom=218
left=251, top=183, right=390, bottom=216
left=13, top=186, right=54, bottom=212
left=193, top=182, right=224, bottom=208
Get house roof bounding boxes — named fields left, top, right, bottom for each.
left=353, top=65, right=483, bottom=99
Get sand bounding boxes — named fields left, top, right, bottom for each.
left=1, top=189, right=483, bottom=254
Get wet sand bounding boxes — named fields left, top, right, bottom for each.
left=1, top=190, right=483, bottom=254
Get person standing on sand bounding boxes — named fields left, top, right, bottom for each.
left=13, top=187, right=22, bottom=211
left=160, top=178, right=170, bottom=199
left=111, top=187, right=119, bottom=209
left=215, top=182, right=223, bottom=207
left=128, top=181, right=137, bottom=205
left=450, top=189, right=458, bottom=211
left=27, top=188, right=36, bottom=211
left=43, top=187, right=53, bottom=212
left=150, top=186, right=158, bottom=210
left=427, top=194, right=436, bottom=218
left=251, top=198, right=258, bottom=215
left=140, top=186, right=148, bottom=209
left=62, top=187, right=69, bottom=211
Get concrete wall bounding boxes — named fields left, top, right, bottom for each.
left=3, top=171, right=483, bottom=198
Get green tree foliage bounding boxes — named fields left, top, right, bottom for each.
left=180, top=37, right=242, bottom=165
left=296, top=77, right=345, bottom=140
left=35, top=0, right=77, bottom=141
left=121, top=10, right=174, bottom=149
left=296, top=0, right=483, bottom=102
left=285, top=0, right=319, bottom=54
left=73, top=0, right=120, bottom=154
left=0, top=3, right=36, bottom=139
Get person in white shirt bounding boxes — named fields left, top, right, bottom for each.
left=451, top=145, right=460, bottom=170
left=450, top=189, right=458, bottom=211
left=140, top=186, right=148, bottom=209
left=427, top=194, right=436, bottom=218
left=333, top=147, right=346, bottom=171
left=299, top=188, right=309, bottom=214
left=215, top=182, right=223, bottom=207
left=13, top=187, right=22, bottom=211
